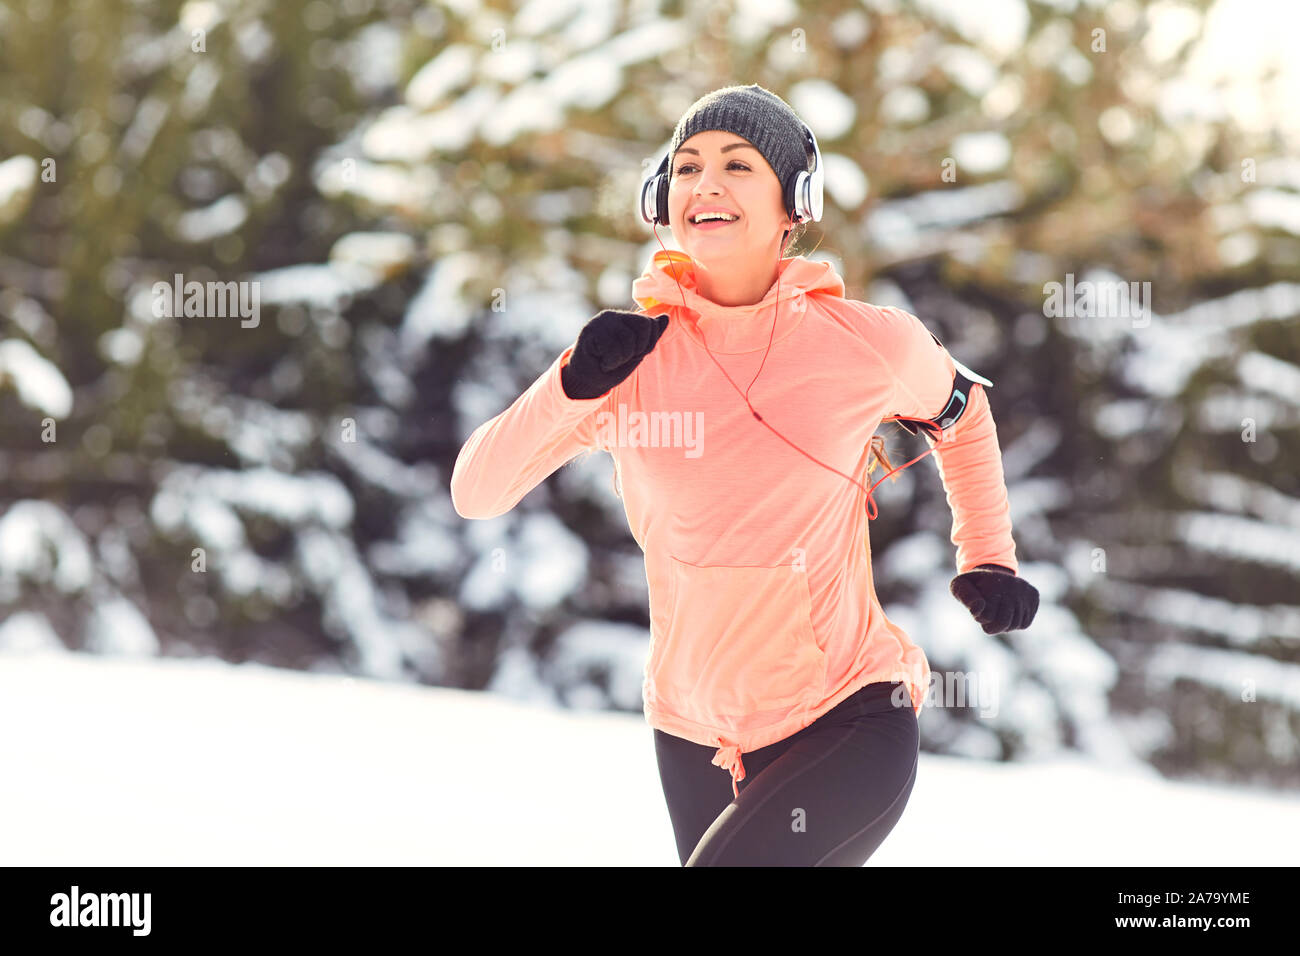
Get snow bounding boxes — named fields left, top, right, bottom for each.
left=1179, top=0, right=1300, bottom=138
left=295, top=527, right=428, bottom=680
left=481, top=262, right=598, bottom=353
left=0, top=337, right=74, bottom=417
left=999, top=419, right=1063, bottom=479
left=830, top=9, right=871, bottom=50
left=1027, top=18, right=1092, bottom=86
left=1092, top=398, right=1155, bottom=439
left=0, top=154, right=37, bottom=224
left=224, top=399, right=316, bottom=467
left=401, top=251, right=480, bottom=350
left=180, top=59, right=221, bottom=118
left=479, top=38, right=542, bottom=85
left=515, top=511, right=589, bottom=608
left=1174, top=469, right=1300, bottom=528
left=513, top=0, right=585, bottom=38
left=0, top=612, right=64, bottom=654
left=404, top=44, right=475, bottom=110
left=1142, top=1, right=1202, bottom=64
left=529, top=186, right=593, bottom=223
left=865, top=278, right=915, bottom=314
left=885, top=552, right=1136, bottom=770
left=374, top=17, right=684, bottom=151
left=98, top=327, right=145, bottom=366
left=1227, top=348, right=1300, bottom=403
left=368, top=502, right=462, bottom=578
left=314, top=157, right=440, bottom=215
left=584, top=19, right=688, bottom=74
left=545, top=619, right=648, bottom=710
left=822, top=153, right=869, bottom=209
left=913, top=0, right=1029, bottom=61
left=86, top=596, right=161, bottom=656
left=1243, top=188, right=1300, bottom=235
left=459, top=511, right=588, bottom=611
left=1142, top=640, right=1300, bottom=711
left=185, top=497, right=245, bottom=550
left=730, top=0, right=797, bottom=45
left=164, top=375, right=316, bottom=468
left=0, top=501, right=94, bottom=595
left=788, top=79, right=856, bottom=140
left=233, top=15, right=275, bottom=67
left=173, top=194, right=248, bottom=242
left=331, top=430, right=439, bottom=498
left=179, top=0, right=223, bottom=33
left=153, top=466, right=354, bottom=531
left=878, top=85, right=929, bottom=125
left=865, top=182, right=1023, bottom=253
left=1, top=649, right=1296, bottom=865
left=1173, top=510, right=1300, bottom=572
left=1005, top=477, right=1071, bottom=523
left=555, top=0, right=618, bottom=49
left=328, top=231, right=418, bottom=278
left=363, top=92, right=498, bottom=161
left=950, top=131, right=1012, bottom=174
left=247, top=262, right=383, bottom=309
left=1115, top=282, right=1300, bottom=397
left=481, top=57, right=617, bottom=145
left=938, top=44, right=998, bottom=96
left=1257, top=156, right=1300, bottom=190
left=1096, top=579, right=1300, bottom=646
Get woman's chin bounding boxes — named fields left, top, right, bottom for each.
left=683, top=238, right=749, bottom=263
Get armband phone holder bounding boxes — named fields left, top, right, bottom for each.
left=892, top=333, right=994, bottom=439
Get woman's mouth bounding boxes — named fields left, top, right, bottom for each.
left=689, top=212, right=740, bottom=231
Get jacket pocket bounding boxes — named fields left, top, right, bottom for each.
left=647, top=556, right=826, bottom=724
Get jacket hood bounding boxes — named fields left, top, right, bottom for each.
left=632, top=249, right=845, bottom=353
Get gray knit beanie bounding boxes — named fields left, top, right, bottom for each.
left=670, top=83, right=812, bottom=218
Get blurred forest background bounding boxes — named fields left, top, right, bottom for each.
left=1, top=0, right=1297, bottom=793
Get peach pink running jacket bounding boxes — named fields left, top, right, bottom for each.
left=451, top=250, right=1019, bottom=798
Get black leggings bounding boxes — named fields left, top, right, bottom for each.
left=653, top=680, right=919, bottom=866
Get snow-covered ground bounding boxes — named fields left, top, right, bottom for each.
left=1, top=649, right=1295, bottom=866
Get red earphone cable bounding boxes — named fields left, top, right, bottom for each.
left=649, top=218, right=946, bottom=520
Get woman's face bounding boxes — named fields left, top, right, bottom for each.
left=667, top=130, right=789, bottom=265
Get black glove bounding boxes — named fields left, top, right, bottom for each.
left=561, top=310, right=670, bottom=400
left=949, top=563, right=1039, bottom=634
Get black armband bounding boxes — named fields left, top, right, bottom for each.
left=893, top=333, right=994, bottom=439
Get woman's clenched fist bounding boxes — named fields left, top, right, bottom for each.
left=561, top=310, right=670, bottom=400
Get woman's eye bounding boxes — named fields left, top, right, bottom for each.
left=675, top=160, right=750, bottom=174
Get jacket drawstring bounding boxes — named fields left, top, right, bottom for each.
left=712, top=739, right=746, bottom=799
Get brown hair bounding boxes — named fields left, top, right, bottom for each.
left=781, top=221, right=807, bottom=256
left=866, top=434, right=899, bottom=482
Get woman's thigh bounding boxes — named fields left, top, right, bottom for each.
left=653, top=727, right=740, bottom=866
left=655, top=681, right=919, bottom=866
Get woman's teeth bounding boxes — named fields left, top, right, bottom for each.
left=691, top=214, right=738, bottom=228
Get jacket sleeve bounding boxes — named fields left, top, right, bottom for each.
left=879, top=307, right=1019, bottom=575
left=450, top=343, right=614, bottom=519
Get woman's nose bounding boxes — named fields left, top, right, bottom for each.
left=694, top=171, right=725, bottom=195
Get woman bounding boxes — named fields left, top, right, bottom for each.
left=450, top=84, right=1040, bottom=866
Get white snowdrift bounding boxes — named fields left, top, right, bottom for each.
left=0, top=650, right=1295, bottom=866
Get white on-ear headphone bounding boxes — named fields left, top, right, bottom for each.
left=791, top=124, right=824, bottom=224
left=639, top=122, right=825, bottom=227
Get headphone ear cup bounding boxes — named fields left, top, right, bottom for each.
left=640, top=175, right=655, bottom=224
left=790, top=170, right=809, bottom=224
left=640, top=153, right=672, bottom=225
left=809, top=162, right=823, bottom=222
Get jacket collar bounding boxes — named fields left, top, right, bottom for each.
left=632, top=249, right=845, bottom=354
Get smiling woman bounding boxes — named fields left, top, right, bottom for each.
left=665, top=124, right=809, bottom=306
left=453, top=82, right=1037, bottom=868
